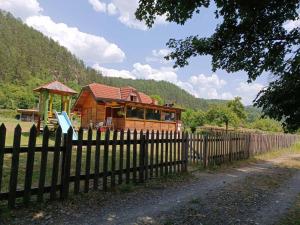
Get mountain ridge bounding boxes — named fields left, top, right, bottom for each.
left=0, top=10, right=232, bottom=111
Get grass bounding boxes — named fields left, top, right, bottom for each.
left=278, top=194, right=300, bottom=225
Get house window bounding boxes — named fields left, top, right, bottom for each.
left=161, top=111, right=176, bottom=121
left=126, top=106, right=144, bottom=119
left=146, top=109, right=161, bottom=120
left=130, top=95, right=137, bottom=102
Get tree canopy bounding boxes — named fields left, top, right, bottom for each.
left=206, top=106, right=239, bottom=131
left=136, top=0, right=300, bottom=132
left=227, top=97, right=247, bottom=121
left=182, top=109, right=206, bottom=133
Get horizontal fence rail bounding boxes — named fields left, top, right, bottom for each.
left=0, top=123, right=299, bottom=208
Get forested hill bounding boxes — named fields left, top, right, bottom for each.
left=0, top=10, right=225, bottom=110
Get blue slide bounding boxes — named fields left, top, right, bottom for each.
left=55, top=111, right=78, bottom=140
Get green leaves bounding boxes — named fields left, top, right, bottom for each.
left=136, top=0, right=300, bottom=132
left=182, top=109, right=206, bottom=133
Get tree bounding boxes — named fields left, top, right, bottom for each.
left=182, top=109, right=205, bottom=133
left=251, top=118, right=283, bottom=132
left=150, top=94, right=164, bottom=105
left=227, top=97, right=247, bottom=121
left=136, top=1, right=300, bottom=132
left=206, top=106, right=239, bottom=132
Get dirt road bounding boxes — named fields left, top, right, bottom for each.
left=3, top=154, right=300, bottom=225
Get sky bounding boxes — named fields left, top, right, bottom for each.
left=0, top=0, right=286, bottom=105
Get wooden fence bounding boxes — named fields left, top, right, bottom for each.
left=0, top=124, right=188, bottom=208
left=187, top=132, right=299, bottom=166
left=0, top=124, right=299, bottom=208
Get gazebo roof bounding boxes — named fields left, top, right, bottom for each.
left=33, top=81, right=77, bottom=96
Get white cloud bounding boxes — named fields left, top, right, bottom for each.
left=88, top=0, right=106, bottom=13
left=107, top=3, right=117, bottom=15
left=93, top=62, right=178, bottom=82
left=93, top=64, right=135, bottom=79
left=26, top=15, right=125, bottom=64
left=132, top=63, right=178, bottom=83
left=0, top=0, right=42, bottom=19
left=236, top=82, right=264, bottom=105
left=89, top=0, right=167, bottom=30
left=1, top=0, right=126, bottom=65
left=284, top=19, right=300, bottom=31
left=146, top=48, right=172, bottom=64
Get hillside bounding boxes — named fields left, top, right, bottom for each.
left=0, top=10, right=226, bottom=110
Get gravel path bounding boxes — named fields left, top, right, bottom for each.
left=3, top=154, right=300, bottom=225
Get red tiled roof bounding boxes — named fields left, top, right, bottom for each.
left=89, top=83, right=121, bottom=99
left=88, top=83, right=154, bottom=104
left=138, top=92, right=153, bottom=104
left=33, top=81, right=77, bottom=95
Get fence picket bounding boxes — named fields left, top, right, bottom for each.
left=94, top=129, right=101, bottom=190
left=8, top=125, right=21, bottom=208
left=145, top=130, right=149, bottom=180
left=103, top=129, right=110, bottom=191
left=150, top=130, right=154, bottom=178
left=155, top=130, right=159, bottom=177
left=50, top=126, right=62, bottom=200
left=23, top=125, right=37, bottom=205
left=160, top=130, right=164, bottom=176
left=0, top=124, right=6, bottom=194
left=38, top=126, right=49, bottom=202
left=111, top=130, right=117, bottom=188
left=74, top=128, right=83, bottom=194
left=133, top=129, right=137, bottom=183
left=61, top=127, right=73, bottom=199
left=125, top=129, right=131, bottom=184
left=118, top=129, right=124, bottom=185
left=84, top=128, right=92, bottom=193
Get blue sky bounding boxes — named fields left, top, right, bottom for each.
left=0, top=0, right=271, bottom=105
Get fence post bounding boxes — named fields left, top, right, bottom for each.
left=60, top=127, right=73, bottom=200
left=229, top=133, right=233, bottom=162
left=203, top=134, right=208, bottom=168
left=184, top=132, right=189, bottom=171
left=139, top=134, right=146, bottom=183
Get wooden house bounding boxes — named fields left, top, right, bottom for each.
left=72, top=83, right=183, bottom=131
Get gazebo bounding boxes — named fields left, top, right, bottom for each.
left=33, top=81, right=77, bottom=130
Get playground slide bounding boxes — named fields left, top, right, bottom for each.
left=55, top=111, right=78, bottom=140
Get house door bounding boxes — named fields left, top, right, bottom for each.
left=105, top=107, right=112, bottom=119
